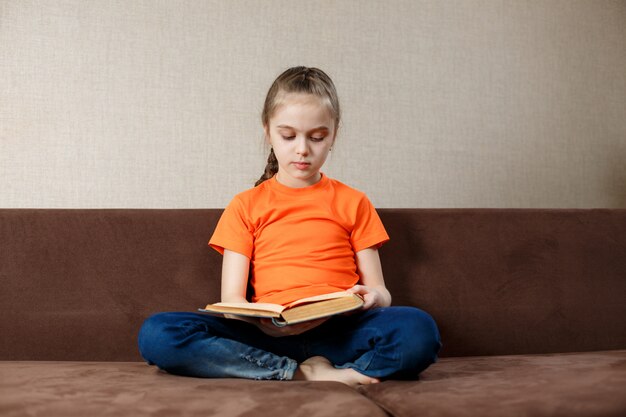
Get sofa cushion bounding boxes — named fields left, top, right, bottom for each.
left=0, top=361, right=389, bottom=417
left=359, top=349, right=626, bottom=417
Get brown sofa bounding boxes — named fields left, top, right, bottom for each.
left=1, top=208, right=625, bottom=417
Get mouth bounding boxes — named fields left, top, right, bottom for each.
left=293, top=162, right=311, bottom=169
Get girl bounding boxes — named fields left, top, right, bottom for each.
left=138, top=66, right=442, bottom=387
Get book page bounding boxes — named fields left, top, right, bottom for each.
left=285, top=291, right=355, bottom=309
left=279, top=294, right=364, bottom=325
left=211, top=302, right=285, bottom=314
left=198, top=304, right=281, bottom=319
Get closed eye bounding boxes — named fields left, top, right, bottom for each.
left=282, top=136, right=326, bottom=141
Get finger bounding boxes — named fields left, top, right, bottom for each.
left=360, top=294, right=378, bottom=310
left=348, top=285, right=368, bottom=294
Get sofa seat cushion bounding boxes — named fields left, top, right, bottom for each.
left=0, top=361, right=388, bottom=417
left=359, top=349, right=626, bottom=417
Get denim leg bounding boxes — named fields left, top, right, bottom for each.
left=307, top=306, right=443, bottom=379
left=137, top=312, right=298, bottom=380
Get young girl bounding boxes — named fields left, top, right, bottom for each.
left=138, top=66, right=442, bottom=386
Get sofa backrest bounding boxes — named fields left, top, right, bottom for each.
left=1, top=209, right=624, bottom=361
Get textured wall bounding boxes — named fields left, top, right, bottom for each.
left=1, top=0, right=624, bottom=208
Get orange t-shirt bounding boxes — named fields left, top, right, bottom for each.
left=208, top=172, right=390, bottom=306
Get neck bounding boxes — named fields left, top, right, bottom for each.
left=275, top=171, right=322, bottom=188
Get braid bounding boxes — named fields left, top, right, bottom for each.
left=254, top=148, right=279, bottom=187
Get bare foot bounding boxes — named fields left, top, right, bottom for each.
left=293, top=356, right=380, bottom=388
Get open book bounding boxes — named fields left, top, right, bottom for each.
left=198, top=291, right=364, bottom=327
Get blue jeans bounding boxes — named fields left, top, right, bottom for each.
left=137, top=306, right=442, bottom=380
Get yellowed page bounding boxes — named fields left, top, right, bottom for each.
left=285, top=291, right=354, bottom=309
left=211, top=302, right=285, bottom=314
left=279, top=294, right=364, bottom=325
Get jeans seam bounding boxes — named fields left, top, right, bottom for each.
left=360, top=327, right=385, bottom=372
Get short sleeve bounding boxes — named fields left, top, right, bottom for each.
left=349, top=194, right=390, bottom=252
left=208, top=195, right=254, bottom=258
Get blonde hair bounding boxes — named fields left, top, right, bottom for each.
left=255, top=66, right=341, bottom=187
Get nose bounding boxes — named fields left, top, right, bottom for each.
left=295, top=136, right=309, bottom=156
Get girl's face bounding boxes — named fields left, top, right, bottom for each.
left=264, top=93, right=336, bottom=188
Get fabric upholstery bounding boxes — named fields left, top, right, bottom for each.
left=1, top=209, right=625, bottom=417
left=1, top=209, right=624, bottom=361
left=360, top=349, right=626, bottom=417
left=2, top=350, right=624, bottom=417
left=0, top=361, right=388, bottom=417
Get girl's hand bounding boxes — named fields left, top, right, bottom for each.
left=347, top=284, right=392, bottom=310
left=255, top=317, right=329, bottom=337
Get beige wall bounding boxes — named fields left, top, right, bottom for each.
left=1, top=0, right=624, bottom=208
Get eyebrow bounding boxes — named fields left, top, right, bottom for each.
left=276, top=125, right=330, bottom=132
